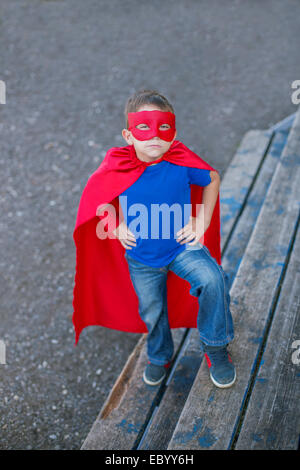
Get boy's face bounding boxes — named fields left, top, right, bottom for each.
left=122, top=104, right=177, bottom=163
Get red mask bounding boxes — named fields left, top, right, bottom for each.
left=127, top=110, right=176, bottom=142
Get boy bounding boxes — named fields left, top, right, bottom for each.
left=72, top=89, right=235, bottom=389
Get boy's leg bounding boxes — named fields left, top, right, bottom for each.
left=125, top=253, right=174, bottom=367
left=168, top=245, right=235, bottom=388
left=169, top=245, right=234, bottom=347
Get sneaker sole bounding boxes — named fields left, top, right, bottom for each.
left=142, top=370, right=166, bottom=386
left=209, top=370, right=236, bottom=389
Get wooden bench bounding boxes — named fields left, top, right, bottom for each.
left=81, top=108, right=300, bottom=451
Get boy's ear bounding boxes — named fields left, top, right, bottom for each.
left=122, top=128, right=132, bottom=144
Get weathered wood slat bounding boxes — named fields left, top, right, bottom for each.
left=269, top=112, right=296, bottom=132
left=138, top=328, right=202, bottom=450
left=168, top=108, right=300, bottom=450
left=220, top=129, right=272, bottom=252
left=235, top=220, right=300, bottom=449
left=81, top=328, right=186, bottom=450
left=222, top=128, right=289, bottom=287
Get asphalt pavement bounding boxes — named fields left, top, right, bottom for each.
left=0, top=0, right=299, bottom=449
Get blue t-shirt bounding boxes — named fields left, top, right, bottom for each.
left=119, top=161, right=211, bottom=267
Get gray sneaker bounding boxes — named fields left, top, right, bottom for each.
left=204, top=347, right=236, bottom=388
left=143, top=361, right=170, bottom=386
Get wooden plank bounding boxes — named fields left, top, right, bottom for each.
left=220, top=129, right=272, bottom=252
left=269, top=112, right=296, bottom=132
left=222, top=128, right=289, bottom=288
left=138, top=328, right=202, bottom=450
left=168, top=107, right=300, bottom=450
left=81, top=329, right=186, bottom=450
left=235, top=222, right=300, bottom=449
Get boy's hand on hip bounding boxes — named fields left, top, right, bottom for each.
left=112, top=220, right=137, bottom=250
left=176, top=216, right=206, bottom=246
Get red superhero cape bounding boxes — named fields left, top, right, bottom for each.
left=72, top=140, right=221, bottom=344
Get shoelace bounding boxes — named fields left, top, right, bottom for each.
left=206, top=348, right=230, bottom=366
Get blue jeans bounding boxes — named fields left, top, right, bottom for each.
left=124, top=244, right=234, bottom=366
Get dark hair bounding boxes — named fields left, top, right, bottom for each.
left=124, top=88, right=175, bottom=128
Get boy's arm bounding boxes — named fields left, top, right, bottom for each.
left=97, top=198, right=137, bottom=249
left=176, top=170, right=220, bottom=245
left=113, top=219, right=137, bottom=249
left=111, top=198, right=137, bottom=249
left=197, top=170, right=220, bottom=231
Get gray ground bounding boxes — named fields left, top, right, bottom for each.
left=0, top=0, right=299, bottom=450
